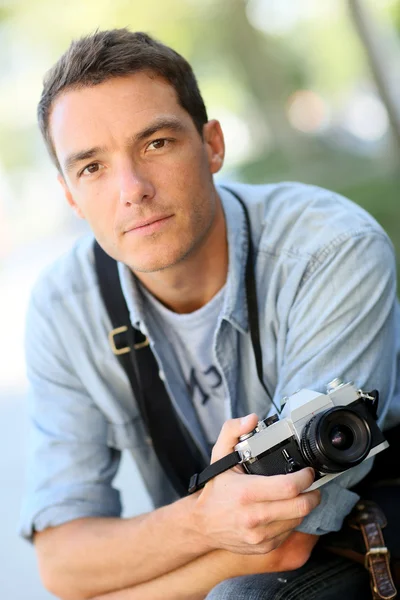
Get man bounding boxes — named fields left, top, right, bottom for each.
left=19, top=28, right=400, bottom=600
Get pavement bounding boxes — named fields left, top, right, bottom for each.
left=0, top=232, right=153, bottom=599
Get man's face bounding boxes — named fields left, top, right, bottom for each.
left=50, top=72, right=225, bottom=272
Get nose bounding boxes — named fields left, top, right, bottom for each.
left=118, top=161, right=155, bottom=206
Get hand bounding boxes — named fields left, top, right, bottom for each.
left=193, top=414, right=320, bottom=555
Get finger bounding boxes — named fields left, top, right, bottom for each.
left=244, top=491, right=320, bottom=529
left=261, top=528, right=293, bottom=554
left=211, top=414, right=259, bottom=462
left=237, top=527, right=293, bottom=555
left=257, top=517, right=303, bottom=540
left=239, top=468, right=317, bottom=502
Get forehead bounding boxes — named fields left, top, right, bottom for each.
left=49, top=73, right=191, bottom=160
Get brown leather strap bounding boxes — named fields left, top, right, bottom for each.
left=350, top=502, right=397, bottom=600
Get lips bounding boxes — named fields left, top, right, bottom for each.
left=124, top=214, right=172, bottom=233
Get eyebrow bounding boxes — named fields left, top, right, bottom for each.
left=64, top=147, right=104, bottom=174
left=63, top=116, right=186, bottom=174
left=132, top=116, right=186, bottom=143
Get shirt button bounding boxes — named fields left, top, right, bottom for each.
left=158, top=370, right=165, bottom=381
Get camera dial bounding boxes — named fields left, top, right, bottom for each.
left=239, top=430, right=256, bottom=442
left=238, top=414, right=279, bottom=442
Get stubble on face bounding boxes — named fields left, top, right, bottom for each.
left=50, top=73, right=226, bottom=281
left=145, top=194, right=221, bottom=274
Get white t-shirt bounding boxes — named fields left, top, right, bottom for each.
left=140, top=284, right=229, bottom=445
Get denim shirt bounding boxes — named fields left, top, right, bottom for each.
left=19, top=182, right=400, bottom=541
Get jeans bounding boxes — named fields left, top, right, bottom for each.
left=205, top=549, right=371, bottom=600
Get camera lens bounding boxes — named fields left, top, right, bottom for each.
left=330, top=424, right=354, bottom=451
left=300, top=407, right=372, bottom=473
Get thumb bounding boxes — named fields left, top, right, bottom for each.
left=211, top=413, right=259, bottom=463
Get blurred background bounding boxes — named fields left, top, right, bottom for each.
left=1, top=0, right=399, bottom=597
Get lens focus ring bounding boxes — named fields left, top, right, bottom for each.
left=300, top=416, right=322, bottom=469
left=300, top=407, right=372, bottom=473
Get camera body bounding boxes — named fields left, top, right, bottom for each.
left=234, top=379, right=389, bottom=491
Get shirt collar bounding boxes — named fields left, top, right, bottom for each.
left=118, top=183, right=249, bottom=334
left=218, top=184, right=249, bottom=333
left=118, top=260, right=145, bottom=330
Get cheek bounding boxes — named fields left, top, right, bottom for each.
left=159, top=143, right=210, bottom=186
left=75, top=185, right=117, bottom=237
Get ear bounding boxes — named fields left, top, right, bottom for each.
left=203, top=120, right=225, bottom=174
left=57, top=174, right=85, bottom=219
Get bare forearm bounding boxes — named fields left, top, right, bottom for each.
left=36, top=495, right=209, bottom=599
left=91, top=550, right=284, bottom=600
left=36, top=417, right=321, bottom=600
left=91, top=532, right=319, bottom=600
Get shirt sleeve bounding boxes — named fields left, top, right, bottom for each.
left=19, top=289, right=122, bottom=542
left=272, top=229, right=398, bottom=536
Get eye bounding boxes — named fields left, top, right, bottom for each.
left=147, top=138, right=170, bottom=151
left=80, top=163, right=103, bottom=177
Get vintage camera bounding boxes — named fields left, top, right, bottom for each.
left=234, top=379, right=389, bottom=491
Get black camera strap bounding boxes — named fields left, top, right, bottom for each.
left=188, top=450, right=242, bottom=493
left=235, top=190, right=276, bottom=412
left=94, top=188, right=279, bottom=497
left=94, top=242, right=207, bottom=498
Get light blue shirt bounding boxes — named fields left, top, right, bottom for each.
left=19, top=182, right=400, bottom=541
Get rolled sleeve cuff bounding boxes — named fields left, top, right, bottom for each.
left=18, top=484, right=122, bottom=543
left=296, top=455, right=374, bottom=535
left=296, top=482, right=359, bottom=535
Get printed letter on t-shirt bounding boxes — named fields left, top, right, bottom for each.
left=188, top=366, right=222, bottom=405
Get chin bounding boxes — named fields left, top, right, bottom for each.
left=123, top=233, right=200, bottom=273
left=128, top=250, right=185, bottom=274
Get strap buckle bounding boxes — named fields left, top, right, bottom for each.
left=108, top=326, right=150, bottom=355
left=108, top=326, right=131, bottom=355
left=364, top=546, right=390, bottom=570
left=134, top=337, right=150, bottom=350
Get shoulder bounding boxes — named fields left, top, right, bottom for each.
left=223, top=181, right=392, bottom=262
left=25, top=234, right=107, bottom=366
left=29, top=234, right=98, bottom=310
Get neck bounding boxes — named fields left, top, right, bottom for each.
left=134, top=195, right=228, bottom=314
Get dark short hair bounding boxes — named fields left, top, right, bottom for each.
left=38, top=28, right=209, bottom=170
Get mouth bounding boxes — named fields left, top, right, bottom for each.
left=124, top=214, right=174, bottom=236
